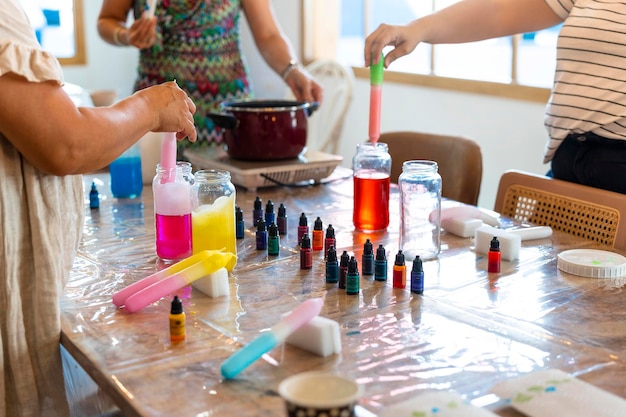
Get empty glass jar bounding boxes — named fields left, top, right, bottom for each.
left=399, top=160, right=441, bottom=261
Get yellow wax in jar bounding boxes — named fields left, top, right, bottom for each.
left=192, top=195, right=237, bottom=270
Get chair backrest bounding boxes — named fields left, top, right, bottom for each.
left=380, top=131, right=483, bottom=205
left=286, top=59, right=354, bottom=155
left=494, top=170, right=626, bottom=249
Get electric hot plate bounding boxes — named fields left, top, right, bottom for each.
left=184, top=146, right=343, bottom=191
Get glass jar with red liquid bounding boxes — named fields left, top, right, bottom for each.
left=352, top=142, right=391, bottom=232
left=153, top=162, right=194, bottom=262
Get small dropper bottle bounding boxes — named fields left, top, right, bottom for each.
left=325, top=245, right=339, bottom=284
left=324, top=224, right=336, bottom=259
left=253, top=196, right=264, bottom=225
left=312, top=217, right=324, bottom=251
left=300, top=233, right=313, bottom=269
left=410, top=256, right=424, bottom=294
left=361, top=239, right=374, bottom=276
left=265, top=200, right=275, bottom=226
left=267, top=222, right=279, bottom=256
left=346, top=256, right=360, bottom=295
left=488, top=236, right=501, bottom=273
left=374, top=244, right=388, bottom=281
left=169, top=295, right=185, bottom=343
left=298, top=213, right=309, bottom=244
left=89, top=181, right=100, bottom=209
left=277, top=203, right=287, bottom=235
left=339, top=250, right=350, bottom=289
left=235, top=206, right=244, bottom=239
left=393, top=250, right=406, bottom=289
left=256, top=218, right=267, bottom=250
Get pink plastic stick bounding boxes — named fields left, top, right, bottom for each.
left=160, top=132, right=177, bottom=183
left=111, top=251, right=211, bottom=307
left=369, top=85, right=382, bottom=143
left=122, top=251, right=234, bottom=313
left=271, top=297, right=325, bottom=340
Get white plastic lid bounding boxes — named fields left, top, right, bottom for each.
left=557, top=249, right=626, bottom=278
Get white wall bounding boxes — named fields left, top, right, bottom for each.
left=63, top=0, right=550, bottom=209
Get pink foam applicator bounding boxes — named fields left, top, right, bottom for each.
left=112, top=250, right=236, bottom=313
left=221, top=297, right=324, bottom=379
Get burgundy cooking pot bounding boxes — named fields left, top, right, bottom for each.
left=208, top=100, right=318, bottom=161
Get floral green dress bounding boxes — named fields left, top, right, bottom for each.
left=133, top=0, right=253, bottom=157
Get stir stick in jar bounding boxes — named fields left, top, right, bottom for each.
left=368, top=53, right=385, bottom=144
left=160, top=132, right=176, bottom=183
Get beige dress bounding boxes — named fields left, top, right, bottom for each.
left=0, top=1, right=84, bottom=416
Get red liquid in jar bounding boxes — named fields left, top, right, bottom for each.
left=155, top=213, right=192, bottom=261
left=353, top=173, right=390, bottom=231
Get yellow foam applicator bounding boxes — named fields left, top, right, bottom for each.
left=112, top=250, right=236, bottom=313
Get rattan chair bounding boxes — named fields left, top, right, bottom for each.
left=494, top=170, right=626, bottom=249
left=381, top=131, right=483, bottom=205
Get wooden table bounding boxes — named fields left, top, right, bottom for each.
left=61, top=170, right=626, bottom=417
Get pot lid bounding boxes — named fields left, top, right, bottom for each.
left=220, top=99, right=311, bottom=112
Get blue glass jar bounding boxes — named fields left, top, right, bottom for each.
left=110, top=143, right=143, bottom=198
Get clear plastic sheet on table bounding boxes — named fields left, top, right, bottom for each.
left=61, top=173, right=626, bottom=417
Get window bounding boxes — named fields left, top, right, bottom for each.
left=302, top=0, right=559, bottom=102
left=21, top=0, right=86, bottom=65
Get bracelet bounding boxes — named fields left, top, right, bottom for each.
left=281, top=59, right=301, bottom=81
left=113, top=27, right=126, bottom=46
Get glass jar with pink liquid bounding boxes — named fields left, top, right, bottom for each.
left=352, top=142, right=391, bottom=232
left=152, top=162, right=194, bottom=262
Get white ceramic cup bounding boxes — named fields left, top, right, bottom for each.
left=278, top=371, right=362, bottom=417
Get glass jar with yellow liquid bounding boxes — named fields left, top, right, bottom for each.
left=191, top=170, right=237, bottom=270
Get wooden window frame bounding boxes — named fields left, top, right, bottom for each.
left=300, top=0, right=550, bottom=103
left=58, top=0, right=86, bottom=66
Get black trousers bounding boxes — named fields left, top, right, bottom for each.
left=551, top=132, right=626, bottom=194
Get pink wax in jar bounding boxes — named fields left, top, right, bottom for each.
left=153, top=162, right=194, bottom=262
left=155, top=213, right=192, bottom=261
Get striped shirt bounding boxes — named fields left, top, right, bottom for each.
left=543, top=0, right=626, bottom=162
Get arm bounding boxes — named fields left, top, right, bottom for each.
left=241, top=0, right=323, bottom=103
left=97, top=0, right=157, bottom=49
left=0, top=76, right=196, bottom=176
left=365, top=0, right=563, bottom=67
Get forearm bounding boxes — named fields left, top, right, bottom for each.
left=0, top=78, right=155, bottom=175
left=254, top=34, right=298, bottom=78
left=97, top=18, right=130, bottom=46
left=418, top=0, right=561, bottom=44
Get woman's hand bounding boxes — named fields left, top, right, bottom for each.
left=134, top=82, right=197, bottom=141
left=127, top=16, right=157, bottom=49
left=364, top=23, right=422, bottom=68
left=285, top=68, right=324, bottom=104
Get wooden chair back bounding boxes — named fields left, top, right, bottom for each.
left=494, top=170, right=626, bottom=249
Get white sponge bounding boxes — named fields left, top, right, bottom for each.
left=474, top=225, right=521, bottom=261
left=441, top=217, right=484, bottom=238
left=285, top=316, right=342, bottom=357
left=192, top=267, right=230, bottom=298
